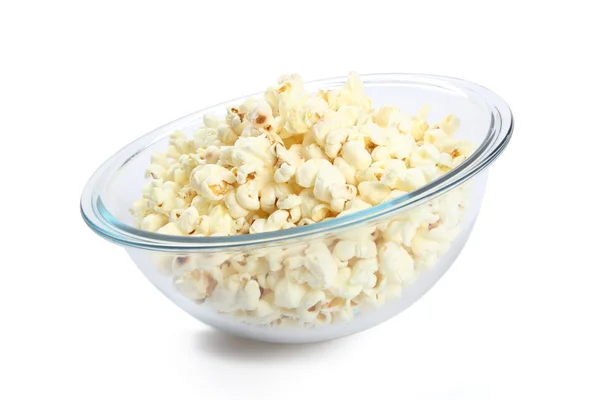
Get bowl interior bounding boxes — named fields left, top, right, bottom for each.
left=100, top=76, right=493, bottom=228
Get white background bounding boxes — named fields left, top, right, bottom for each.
left=1, top=1, right=598, bottom=399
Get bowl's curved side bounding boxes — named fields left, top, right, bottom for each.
left=125, top=172, right=489, bottom=343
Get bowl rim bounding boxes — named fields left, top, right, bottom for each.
left=80, top=73, right=514, bottom=251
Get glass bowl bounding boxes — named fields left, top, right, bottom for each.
left=81, top=73, right=513, bottom=343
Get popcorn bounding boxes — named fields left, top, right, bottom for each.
left=382, top=205, right=438, bottom=247
left=224, top=189, right=250, bottom=219
left=331, top=267, right=363, bottom=299
left=132, top=72, right=475, bottom=328
left=150, top=151, right=168, bottom=167
left=145, top=164, right=166, bottom=180
left=384, top=190, right=408, bottom=202
left=221, top=135, right=275, bottom=168
left=148, top=181, right=178, bottom=214
left=156, top=222, right=185, bottom=235
left=274, top=276, right=308, bottom=308
left=190, top=164, right=236, bottom=201
left=132, top=198, right=152, bottom=221
left=380, top=159, right=408, bottom=188
left=437, top=152, right=454, bottom=169
left=204, top=145, right=221, bottom=164
left=334, top=239, right=377, bottom=262
left=302, top=242, right=338, bottom=289
left=265, top=249, right=284, bottom=272
left=216, top=124, right=237, bottom=145
left=437, top=114, right=460, bottom=135
left=319, top=297, right=349, bottom=320
left=249, top=218, right=267, bottom=234
left=333, top=157, right=357, bottom=185
left=225, top=107, right=248, bottom=135
left=313, top=164, right=346, bottom=202
left=371, top=145, right=390, bottom=162
left=372, top=106, right=397, bottom=127
left=250, top=296, right=282, bottom=324
left=289, top=205, right=302, bottom=223
left=350, top=258, right=378, bottom=289
left=141, top=213, right=168, bottom=232
left=209, top=275, right=261, bottom=312
left=276, top=194, right=302, bottom=210
left=264, top=270, right=284, bottom=290
left=366, top=123, right=416, bottom=160
left=207, top=205, right=235, bottom=235
left=175, top=206, right=200, bottom=234
left=260, top=182, right=293, bottom=214
left=311, top=204, right=331, bottom=222
left=378, top=242, right=415, bottom=285
left=383, top=168, right=427, bottom=192
left=246, top=99, right=274, bottom=128
left=193, top=127, right=219, bottom=150
left=275, top=74, right=321, bottom=134
left=233, top=217, right=250, bottom=234
left=191, top=195, right=211, bottom=215
left=174, top=268, right=219, bottom=301
left=324, top=128, right=350, bottom=158
left=337, top=106, right=360, bottom=126
left=169, top=255, right=198, bottom=276
left=264, top=210, right=289, bottom=232
left=203, top=113, right=220, bottom=129
left=355, top=164, right=385, bottom=183
left=296, top=159, right=333, bottom=188
left=169, top=130, right=192, bottom=155
left=299, top=142, right=326, bottom=160
left=412, top=105, right=431, bottom=141
left=342, top=140, right=372, bottom=170
left=409, top=144, right=441, bottom=169
left=175, top=185, right=197, bottom=208
left=234, top=164, right=258, bottom=185
left=297, top=290, right=326, bottom=323
left=358, top=181, right=392, bottom=205
left=274, top=143, right=304, bottom=168
left=411, top=231, right=444, bottom=269
left=325, top=72, right=372, bottom=111
left=274, top=162, right=296, bottom=183
left=439, top=138, right=475, bottom=159
left=235, top=182, right=261, bottom=211
left=424, top=127, right=448, bottom=148
left=337, top=198, right=372, bottom=217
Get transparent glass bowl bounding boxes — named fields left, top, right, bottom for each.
left=81, top=74, right=513, bottom=343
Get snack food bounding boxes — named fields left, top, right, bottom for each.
left=131, top=72, right=474, bottom=326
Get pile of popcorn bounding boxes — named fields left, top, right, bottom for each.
left=131, top=72, right=474, bottom=326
